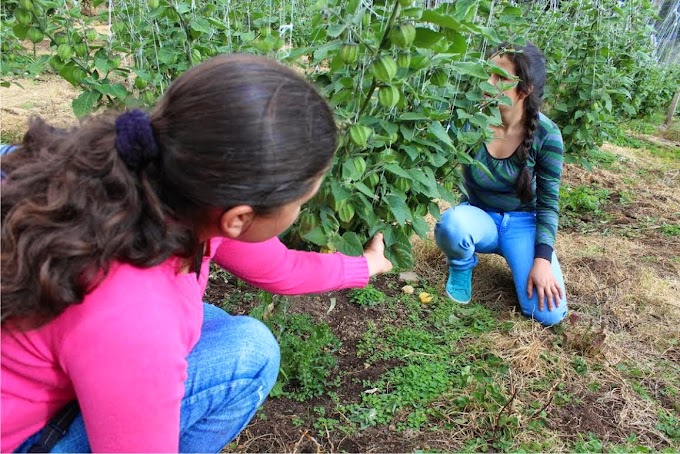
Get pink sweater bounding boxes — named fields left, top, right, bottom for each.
left=1, top=237, right=368, bottom=452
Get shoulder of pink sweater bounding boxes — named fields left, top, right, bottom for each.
left=47, top=260, right=204, bottom=363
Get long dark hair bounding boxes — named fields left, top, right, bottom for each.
left=491, top=42, right=546, bottom=203
left=1, top=54, right=337, bottom=327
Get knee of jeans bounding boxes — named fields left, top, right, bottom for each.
left=217, top=316, right=280, bottom=387
left=528, top=306, right=567, bottom=327
left=436, top=208, right=473, bottom=251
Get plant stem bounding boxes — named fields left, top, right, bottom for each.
left=169, top=1, right=194, bottom=65
left=355, top=0, right=401, bottom=121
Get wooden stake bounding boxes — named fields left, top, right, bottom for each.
left=664, top=86, right=680, bottom=128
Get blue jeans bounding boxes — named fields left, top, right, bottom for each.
left=14, top=304, right=280, bottom=453
left=0, top=144, right=15, bottom=156
left=435, top=203, right=567, bottom=326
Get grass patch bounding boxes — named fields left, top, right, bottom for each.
left=659, top=119, right=680, bottom=142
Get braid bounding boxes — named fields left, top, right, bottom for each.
left=515, top=95, right=540, bottom=203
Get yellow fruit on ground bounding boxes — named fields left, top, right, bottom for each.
left=419, top=292, right=433, bottom=304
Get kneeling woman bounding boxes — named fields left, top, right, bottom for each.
left=435, top=42, right=567, bottom=326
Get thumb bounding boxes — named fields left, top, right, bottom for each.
left=366, top=232, right=385, bottom=252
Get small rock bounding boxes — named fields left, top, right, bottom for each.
left=402, top=285, right=415, bottom=294
left=398, top=271, right=419, bottom=282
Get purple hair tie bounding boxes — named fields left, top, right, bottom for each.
left=114, top=109, right=160, bottom=170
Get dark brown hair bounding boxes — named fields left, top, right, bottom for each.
left=1, top=54, right=337, bottom=327
left=491, top=42, right=547, bottom=203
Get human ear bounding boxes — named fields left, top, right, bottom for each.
left=219, top=206, right=256, bottom=239
left=519, top=85, right=533, bottom=100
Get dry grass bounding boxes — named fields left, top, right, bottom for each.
left=410, top=138, right=680, bottom=451
left=1, top=75, right=79, bottom=141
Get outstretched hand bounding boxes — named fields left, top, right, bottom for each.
left=527, top=258, right=563, bottom=311
left=363, top=233, right=394, bottom=277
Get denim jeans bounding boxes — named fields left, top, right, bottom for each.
left=435, top=203, right=567, bottom=326
left=0, top=144, right=15, bottom=155
left=14, top=303, right=280, bottom=453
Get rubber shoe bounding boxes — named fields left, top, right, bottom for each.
left=445, top=267, right=472, bottom=304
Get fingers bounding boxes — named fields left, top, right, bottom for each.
left=537, top=286, right=545, bottom=311
left=552, top=284, right=561, bottom=308
left=527, top=279, right=534, bottom=299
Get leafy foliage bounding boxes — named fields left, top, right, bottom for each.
left=252, top=293, right=342, bottom=402
left=3, top=0, right=677, bottom=265
left=527, top=0, right=679, bottom=159
left=348, top=284, right=387, bottom=307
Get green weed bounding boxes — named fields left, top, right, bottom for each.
left=657, top=410, right=680, bottom=441
left=586, top=147, right=621, bottom=168
left=662, top=223, right=680, bottom=237
left=348, top=284, right=386, bottom=307
left=270, top=313, right=341, bottom=401
left=611, top=132, right=644, bottom=149
left=560, top=185, right=611, bottom=220
left=571, top=433, right=604, bottom=452
left=248, top=293, right=342, bottom=402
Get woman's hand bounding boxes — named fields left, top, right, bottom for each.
left=363, top=233, right=394, bottom=277
left=527, top=258, right=563, bottom=311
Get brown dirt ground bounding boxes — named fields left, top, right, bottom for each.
left=2, top=74, right=678, bottom=452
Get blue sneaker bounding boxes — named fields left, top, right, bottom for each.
left=445, top=267, right=472, bottom=304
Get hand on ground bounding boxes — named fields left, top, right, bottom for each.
left=527, top=258, right=563, bottom=311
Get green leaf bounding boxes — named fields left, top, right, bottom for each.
left=554, top=102, right=568, bottom=113
left=385, top=230, right=413, bottom=268
left=421, top=10, right=462, bottom=30
left=326, top=24, right=346, bottom=38
left=12, top=24, right=30, bottom=39
left=428, top=122, right=454, bottom=149
left=190, top=18, right=211, bottom=34
left=413, top=28, right=443, bottom=49
left=401, top=7, right=423, bottom=19
left=452, top=62, right=488, bottom=79
left=158, top=48, right=177, bottom=65
left=303, top=226, right=328, bottom=246
left=446, top=31, right=467, bottom=54
left=336, top=232, right=364, bottom=256
left=384, top=194, right=411, bottom=225
left=110, top=83, right=128, bottom=100
left=354, top=182, right=376, bottom=198
left=72, top=90, right=101, bottom=118
left=400, top=112, right=430, bottom=121
left=411, top=215, right=430, bottom=238
left=385, top=163, right=412, bottom=179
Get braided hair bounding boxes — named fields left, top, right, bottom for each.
left=491, top=42, right=547, bottom=203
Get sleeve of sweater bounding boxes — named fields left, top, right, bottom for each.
left=213, top=237, right=369, bottom=294
left=534, top=118, right=565, bottom=262
left=59, top=291, right=187, bottom=452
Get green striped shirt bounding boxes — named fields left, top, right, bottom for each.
left=462, top=112, right=564, bottom=261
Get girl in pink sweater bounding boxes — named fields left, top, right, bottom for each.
left=1, top=54, right=392, bottom=453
